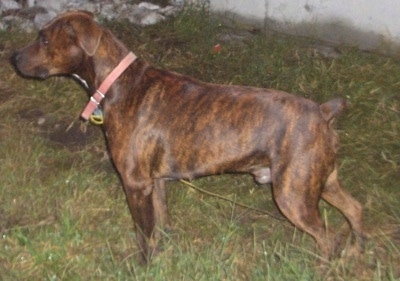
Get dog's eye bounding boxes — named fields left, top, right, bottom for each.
left=40, top=37, right=49, bottom=46
left=38, top=32, right=49, bottom=47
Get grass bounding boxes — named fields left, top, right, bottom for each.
left=1, top=5, right=399, bottom=280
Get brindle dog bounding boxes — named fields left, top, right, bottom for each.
left=12, top=11, right=365, bottom=262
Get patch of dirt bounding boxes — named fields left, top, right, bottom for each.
left=46, top=121, right=102, bottom=149
left=16, top=107, right=116, bottom=176
left=0, top=81, right=14, bottom=104
left=0, top=207, right=6, bottom=232
left=18, top=108, right=103, bottom=150
left=18, top=108, right=44, bottom=120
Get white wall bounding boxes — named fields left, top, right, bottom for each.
left=210, top=0, right=400, bottom=53
left=210, top=0, right=266, bottom=21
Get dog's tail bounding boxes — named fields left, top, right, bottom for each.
left=319, top=97, right=348, bottom=122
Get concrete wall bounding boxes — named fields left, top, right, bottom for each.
left=209, top=0, right=400, bottom=54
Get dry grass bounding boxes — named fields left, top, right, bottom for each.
left=0, top=5, right=399, bottom=280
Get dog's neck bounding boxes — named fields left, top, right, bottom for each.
left=75, top=30, right=132, bottom=91
left=72, top=52, right=133, bottom=90
left=80, top=52, right=137, bottom=120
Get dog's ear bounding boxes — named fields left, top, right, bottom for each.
left=68, top=12, right=103, bottom=56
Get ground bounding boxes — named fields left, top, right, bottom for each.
left=0, top=6, right=399, bottom=280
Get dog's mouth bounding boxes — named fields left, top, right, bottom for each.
left=11, top=52, right=50, bottom=79
left=29, top=67, right=49, bottom=79
left=15, top=65, right=49, bottom=80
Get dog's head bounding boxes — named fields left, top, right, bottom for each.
left=11, top=10, right=103, bottom=79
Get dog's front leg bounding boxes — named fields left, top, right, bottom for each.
left=123, top=181, right=157, bottom=263
left=152, top=179, right=170, bottom=243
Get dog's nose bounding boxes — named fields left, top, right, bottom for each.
left=10, top=51, right=21, bottom=66
left=10, top=52, right=20, bottom=67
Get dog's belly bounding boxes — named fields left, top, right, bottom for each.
left=146, top=130, right=272, bottom=181
left=165, top=153, right=270, bottom=180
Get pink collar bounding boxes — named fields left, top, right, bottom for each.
left=81, top=52, right=137, bottom=120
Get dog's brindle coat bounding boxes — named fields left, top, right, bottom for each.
left=12, top=11, right=365, bottom=262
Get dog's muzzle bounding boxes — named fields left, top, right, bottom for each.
left=11, top=51, right=49, bottom=79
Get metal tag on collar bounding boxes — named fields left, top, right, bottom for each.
left=90, top=107, right=104, bottom=125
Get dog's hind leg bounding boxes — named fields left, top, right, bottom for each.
left=321, top=166, right=365, bottom=253
left=272, top=165, right=333, bottom=260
